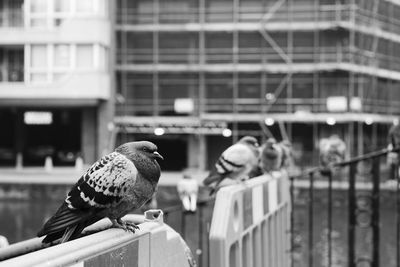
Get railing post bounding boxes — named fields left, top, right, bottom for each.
left=308, top=172, right=314, bottom=267
left=327, top=169, right=333, bottom=267
left=371, top=157, right=380, bottom=267
left=348, top=163, right=356, bottom=267
left=289, top=176, right=294, bottom=267
left=396, top=158, right=400, bottom=267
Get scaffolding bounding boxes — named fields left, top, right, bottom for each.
left=115, top=0, right=400, bottom=163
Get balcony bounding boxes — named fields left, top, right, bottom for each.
left=0, top=47, right=24, bottom=82
left=0, top=0, right=24, bottom=27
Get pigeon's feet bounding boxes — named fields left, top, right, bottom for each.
left=111, top=218, right=140, bottom=233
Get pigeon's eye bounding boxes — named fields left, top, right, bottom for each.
left=143, top=147, right=149, bottom=152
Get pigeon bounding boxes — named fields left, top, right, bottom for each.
left=203, top=136, right=260, bottom=194
left=177, top=174, right=199, bottom=212
left=389, top=123, right=400, bottom=148
left=319, top=135, right=346, bottom=173
left=259, top=138, right=283, bottom=173
left=37, top=141, right=163, bottom=244
left=278, top=140, right=294, bottom=169
left=387, top=123, right=400, bottom=176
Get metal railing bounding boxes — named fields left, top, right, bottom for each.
left=162, top=198, right=215, bottom=267
left=290, top=147, right=400, bottom=267
left=115, top=3, right=400, bottom=37
left=115, top=97, right=400, bottom=117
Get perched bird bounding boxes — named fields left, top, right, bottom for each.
left=278, top=140, right=294, bottom=170
left=203, top=136, right=259, bottom=194
left=319, top=135, right=346, bottom=172
left=259, top=138, right=283, bottom=173
left=37, top=141, right=163, bottom=244
left=177, top=174, right=199, bottom=212
left=389, top=122, right=400, bottom=148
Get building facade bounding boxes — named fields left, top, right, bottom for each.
left=115, top=0, right=400, bottom=170
left=0, top=0, right=113, bottom=167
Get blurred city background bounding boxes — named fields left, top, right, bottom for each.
left=0, top=0, right=400, bottom=266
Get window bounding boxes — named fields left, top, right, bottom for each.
left=30, top=0, right=47, bottom=13
left=76, top=0, right=94, bottom=13
left=54, top=45, right=70, bottom=68
left=76, top=45, right=93, bottom=68
left=31, top=45, right=47, bottom=69
left=54, top=0, right=70, bottom=13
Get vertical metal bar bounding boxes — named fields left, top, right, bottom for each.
left=371, top=157, right=380, bottom=267
left=198, top=203, right=204, bottom=267
left=181, top=210, right=186, bottom=240
left=153, top=0, right=159, bottom=116
left=396, top=159, right=400, bottom=267
left=327, top=170, right=333, bottom=267
left=348, top=163, right=356, bottom=267
left=308, top=172, right=314, bottom=267
left=289, top=176, right=294, bottom=267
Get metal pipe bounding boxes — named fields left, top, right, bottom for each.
left=371, top=158, right=380, bottom=267
left=289, top=176, right=294, bottom=267
left=396, top=159, right=400, bottom=267
left=308, top=172, right=314, bottom=267
left=348, top=163, right=356, bottom=267
left=327, top=170, right=333, bottom=267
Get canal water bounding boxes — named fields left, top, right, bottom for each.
left=0, top=184, right=398, bottom=266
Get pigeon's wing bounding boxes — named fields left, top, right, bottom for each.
left=203, top=143, right=252, bottom=185
left=38, top=152, right=138, bottom=237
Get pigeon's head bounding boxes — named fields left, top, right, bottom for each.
left=239, top=136, right=259, bottom=148
left=264, top=138, right=277, bottom=148
left=116, top=141, right=164, bottom=162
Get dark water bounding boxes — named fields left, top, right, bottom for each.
left=0, top=184, right=398, bottom=267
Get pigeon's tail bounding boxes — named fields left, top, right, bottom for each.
left=38, top=202, right=98, bottom=244
left=202, top=174, right=220, bottom=186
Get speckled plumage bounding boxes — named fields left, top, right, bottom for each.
left=38, top=141, right=163, bottom=243
left=203, top=136, right=259, bottom=194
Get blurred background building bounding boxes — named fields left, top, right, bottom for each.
left=115, top=0, right=400, bottom=170
left=1, top=0, right=400, bottom=171
left=0, top=0, right=113, bottom=167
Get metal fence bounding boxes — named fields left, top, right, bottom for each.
left=291, top=147, right=400, bottom=267
left=163, top=147, right=400, bottom=267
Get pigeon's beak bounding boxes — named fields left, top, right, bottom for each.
left=153, top=151, right=164, bottom=160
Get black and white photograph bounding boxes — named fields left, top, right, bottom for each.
left=0, top=0, right=400, bottom=266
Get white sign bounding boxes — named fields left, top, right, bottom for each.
left=326, top=96, right=347, bottom=112
left=174, top=98, right=194, bottom=114
left=350, top=97, right=362, bottom=111
left=24, top=112, right=53, bottom=125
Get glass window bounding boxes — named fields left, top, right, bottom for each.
left=54, top=45, right=70, bottom=68
left=76, top=0, right=94, bottom=13
left=76, top=45, right=93, bottom=68
left=31, top=45, right=47, bottom=68
left=30, top=73, right=47, bottom=82
left=98, top=46, right=107, bottom=70
left=30, top=18, right=47, bottom=27
left=53, top=73, right=68, bottom=82
left=30, top=0, right=47, bottom=13
left=54, top=0, right=70, bottom=13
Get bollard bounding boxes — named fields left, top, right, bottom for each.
left=44, top=156, right=53, bottom=172
left=15, top=153, right=23, bottom=171
left=75, top=156, right=83, bottom=172
left=0, top=236, right=8, bottom=248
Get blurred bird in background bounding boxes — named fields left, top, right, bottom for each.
left=177, top=173, right=199, bottom=212
left=37, top=141, right=163, bottom=244
left=387, top=122, right=400, bottom=179
left=259, top=138, right=282, bottom=173
left=203, top=136, right=260, bottom=195
left=319, top=135, right=346, bottom=174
